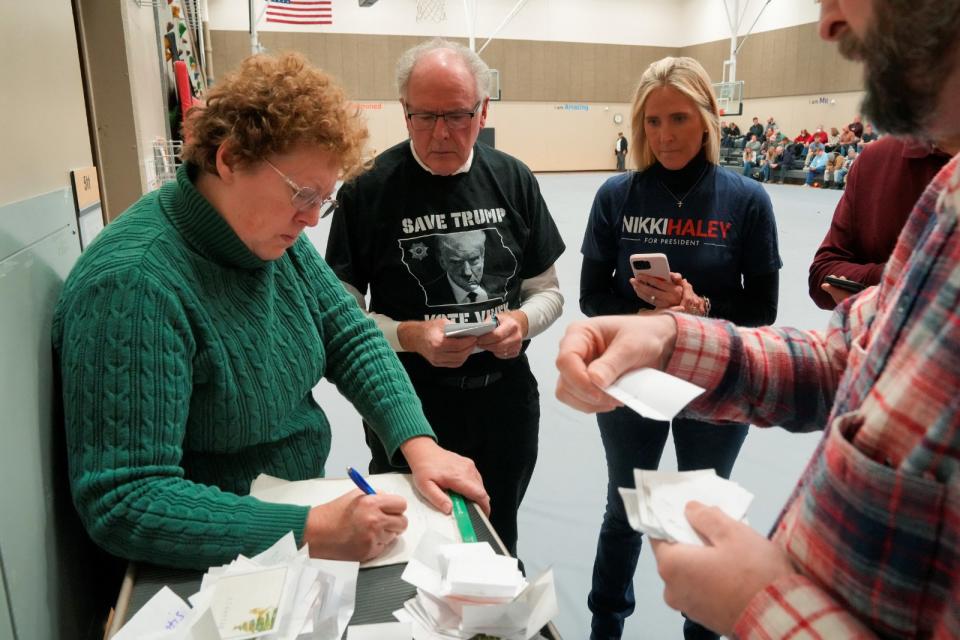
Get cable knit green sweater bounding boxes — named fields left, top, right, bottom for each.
left=52, top=164, right=434, bottom=569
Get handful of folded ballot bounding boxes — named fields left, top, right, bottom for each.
left=112, top=533, right=359, bottom=640
left=394, top=531, right=558, bottom=639
left=619, top=469, right=755, bottom=545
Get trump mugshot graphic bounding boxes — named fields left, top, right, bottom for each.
left=399, top=229, right=518, bottom=308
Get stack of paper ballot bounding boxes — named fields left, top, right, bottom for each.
left=112, top=532, right=359, bottom=640
left=395, top=531, right=558, bottom=639
left=619, top=469, right=755, bottom=545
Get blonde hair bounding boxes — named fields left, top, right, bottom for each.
left=629, top=57, right=720, bottom=172
left=182, top=52, right=369, bottom=180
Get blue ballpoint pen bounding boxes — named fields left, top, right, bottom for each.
left=347, top=466, right=377, bottom=495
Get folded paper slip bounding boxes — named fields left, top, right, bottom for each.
left=603, top=368, right=705, bottom=421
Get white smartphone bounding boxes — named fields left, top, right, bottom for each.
left=630, top=253, right=671, bottom=281
left=443, top=319, right=498, bottom=337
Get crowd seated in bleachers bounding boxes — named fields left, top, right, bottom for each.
left=718, top=113, right=881, bottom=188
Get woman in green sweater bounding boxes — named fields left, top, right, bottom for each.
left=52, top=52, right=488, bottom=570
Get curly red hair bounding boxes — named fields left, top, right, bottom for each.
left=182, top=52, right=369, bottom=179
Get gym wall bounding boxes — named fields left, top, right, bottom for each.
left=207, top=13, right=864, bottom=171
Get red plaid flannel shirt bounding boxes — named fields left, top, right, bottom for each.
left=666, top=154, right=960, bottom=638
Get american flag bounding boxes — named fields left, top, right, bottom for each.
left=266, top=0, right=333, bottom=25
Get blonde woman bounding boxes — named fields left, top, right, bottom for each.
left=578, top=56, right=781, bottom=640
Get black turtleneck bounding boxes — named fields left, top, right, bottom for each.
left=579, top=151, right=780, bottom=325
left=648, top=150, right=711, bottom=204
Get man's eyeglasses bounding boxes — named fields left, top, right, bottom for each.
left=265, top=160, right=338, bottom=218
left=405, top=101, right=482, bottom=131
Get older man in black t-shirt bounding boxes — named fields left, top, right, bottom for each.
left=326, top=38, right=565, bottom=555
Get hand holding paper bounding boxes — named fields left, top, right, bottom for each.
left=555, top=314, right=680, bottom=414
left=650, top=501, right=799, bottom=637
left=604, top=368, right=705, bottom=422
left=619, top=469, right=753, bottom=545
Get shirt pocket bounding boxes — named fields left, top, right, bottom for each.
left=784, top=412, right=948, bottom=638
left=833, top=332, right=871, bottom=407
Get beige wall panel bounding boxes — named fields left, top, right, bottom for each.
left=511, top=41, right=535, bottom=101
left=575, top=44, right=603, bottom=100
left=596, top=41, right=622, bottom=99
left=522, top=42, right=558, bottom=102
left=546, top=42, right=565, bottom=99
left=210, top=29, right=244, bottom=77
left=776, top=26, right=802, bottom=96
left=493, top=39, right=512, bottom=99
left=212, top=26, right=864, bottom=102
left=685, top=40, right=726, bottom=83
left=681, top=23, right=863, bottom=99
left=213, top=31, right=682, bottom=103
left=0, top=0, right=92, bottom=206
left=553, top=43, right=574, bottom=100
left=797, top=26, right=818, bottom=93
left=757, top=33, right=778, bottom=97
left=271, top=30, right=298, bottom=54
left=737, top=36, right=761, bottom=93
left=616, top=45, right=632, bottom=100
left=369, top=36, right=392, bottom=98
left=320, top=34, right=346, bottom=84
left=354, top=38, right=376, bottom=97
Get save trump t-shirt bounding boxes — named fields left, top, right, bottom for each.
left=326, top=141, right=565, bottom=379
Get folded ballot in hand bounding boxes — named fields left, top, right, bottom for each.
left=603, top=368, right=705, bottom=422
left=619, top=469, right=754, bottom=545
left=397, top=530, right=558, bottom=639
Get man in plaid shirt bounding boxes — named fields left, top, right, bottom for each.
left=556, top=0, right=960, bottom=637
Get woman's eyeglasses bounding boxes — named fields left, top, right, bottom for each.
left=405, top=101, right=482, bottom=131
left=265, top=160, right=338, bottom=218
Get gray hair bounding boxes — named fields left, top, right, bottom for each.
left=396, top=38, right=492, bottom=101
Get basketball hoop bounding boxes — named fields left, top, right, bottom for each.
left=712, top=80, right=744, bottom=117
left=416, top=0, right=446, bottom=23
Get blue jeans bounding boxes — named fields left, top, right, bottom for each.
left=589, top=407, right=749, bottom=640
left=761, top=163, right=776, bottom=182
left=742, top=161, right=755, bottom=177
left=805, top=167, right=824, bottom=185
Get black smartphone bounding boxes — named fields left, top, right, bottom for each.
left=824, top=275, right=866, bottom=293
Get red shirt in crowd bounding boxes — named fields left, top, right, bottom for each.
left=807, top=135, right=951, bottom=308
